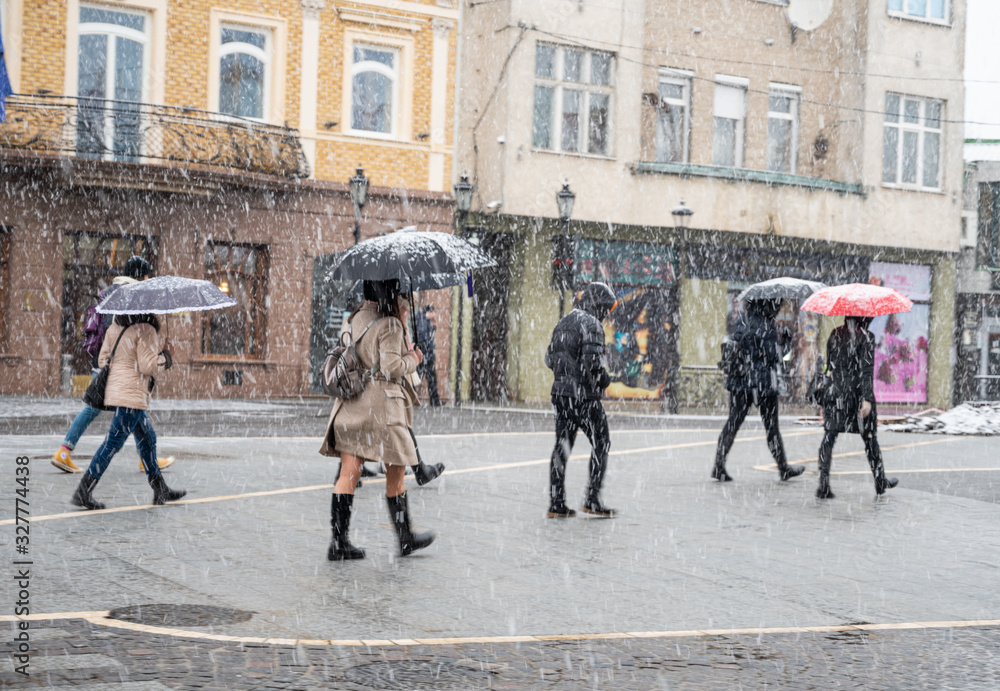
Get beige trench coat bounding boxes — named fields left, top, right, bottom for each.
left=319, top=303, right=420, bottom=466
left=98, top=320, right=167, bottom=411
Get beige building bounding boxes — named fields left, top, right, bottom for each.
left=452, top=0, right=964, bottom=410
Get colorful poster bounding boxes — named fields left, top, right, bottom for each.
left=870, top=261, right=932, bottom=302
left=576, top=239, right=678, bottom=287
left=602, top=287, right=678, bottom=400
left=869, top=262, right=931, bottom=403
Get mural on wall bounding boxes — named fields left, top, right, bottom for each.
left=869, top=262, right=932, bottom=403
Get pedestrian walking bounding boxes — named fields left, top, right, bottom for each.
left=71, top=311, right=186, bottom=510
left=712, top=298, right=805, bottom=482
left=320, top=279, right=434, bottom=559
left=415, top=305, right=443, bottom=406
left=544, top=281, right=617, bottom=518
left=814, top=316, right=899, bottom=499
left=53, top=256, right=175, bottom=474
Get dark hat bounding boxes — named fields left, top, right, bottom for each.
left=122, top=256, right=153, bottom=280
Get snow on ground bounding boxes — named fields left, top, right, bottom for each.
left=884, top=402, right=1000, bottom=436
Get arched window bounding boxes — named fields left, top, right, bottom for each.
left=219, top=26, right=270, bottom=120
left=350, top=44, right=397, bottom=135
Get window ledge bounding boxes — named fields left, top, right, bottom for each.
left=189, top=357, right=275, bottom=367
left=881, top=183, right=945, bottom=195
left=632, top=161, right=865, bottom=195
left=531, top=148, right=617, bottom=162
left=887, top=11, right=951, bottom=27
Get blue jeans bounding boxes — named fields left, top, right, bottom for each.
left=63, top=372, right=142, bottom=457
left=86, top=407, right=161, bottom=482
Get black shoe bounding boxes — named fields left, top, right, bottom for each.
left=711, top=464, right=733, bottom=482
left=546, top=504, right=577, bottom=518
left=387, top=493, right=434, bottom=556
left=779, top=464, right=806, bottom=481
left=581, top=499, right=616, bottom=518
left=71, top=474, right=105, bottom=511
left=328, top=493, right=365, bottom=561
left=149, top=474, right=187, bottom=505
left=414, top=462, right=445, bottom=486
left=816, top=475, right=835, bottom=499
left=875, top=477, right=899, bottom=495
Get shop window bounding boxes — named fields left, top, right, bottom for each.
left=713, top=77, right=746, bottom=167
left=219, top=25, right=271, bottom=120
left=655, top=71, right=690, bottom=164
left=882, top=93, right=943, bottom=190
left=766, top=85, right=799, bottom=173
left=202, top=242, right=268, bottom=358
left=350, top=43, right=398, bottom=135
left=977, top=182, right=1000, bottom=288
left=888, top=0, right=948, bottom=23
left=532, top=42, right=614, bottom=156
left=77, top=4, right=149, bottom=161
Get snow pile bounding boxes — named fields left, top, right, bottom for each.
left=885, top=402, right=1000, bottom=435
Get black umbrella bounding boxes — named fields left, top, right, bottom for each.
left=96, top=276, right=236, bottom=314
left=737, top=277, right=826, bottom=303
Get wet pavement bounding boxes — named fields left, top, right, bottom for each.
left=1, top=397, right=999, bottom=688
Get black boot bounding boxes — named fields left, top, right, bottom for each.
left=386, top=493, right=434, bottom=556
left=778, top=463, right=806, bottom=481
left=816, top=452, right=835, bottom=499
left=328, top=493, right=365, bottom=560
left=711, top=461, right=733, bottom=482
left=413, top=461, right=445, bottom=486
left=873, top=465, right=899, bottom=496
left=149, top=474, right=186, bottom=505
left=581, top=495, right=616, bottom=518
left=71, top=474, right=106, bottom=510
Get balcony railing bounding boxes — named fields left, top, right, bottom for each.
left=0, top=94, right=309, bottom=179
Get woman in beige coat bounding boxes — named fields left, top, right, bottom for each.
left=71, top=313, right=186, bottom=510
left=320, top=279, right=434, bottom=559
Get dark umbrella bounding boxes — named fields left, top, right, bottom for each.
left=738, top=277, right=826, bottom=303
left=96, top=276, right=236, bottom=314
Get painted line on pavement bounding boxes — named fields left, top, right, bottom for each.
left=0, top=612, right=997, bottom=647
left=0, top=431, right=821, bottom=526
left=751, top=437, right=964, bottom=472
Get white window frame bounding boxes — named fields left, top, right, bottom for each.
left=654, top=69, right=691, bottom=164
left=887, top=0, right=950, bottom=25
left=766, top=83, right=800, bottom=174
left=207, top=10, right=286, bottom=125
left=712, top=75, right=748, bottom=168
left=217, top=24, right=272, bottom=122
left=532, top=42, right=615, bottom=157
left=340, top=30, right=413, bottom=142
left=882, top=92, right=944, bottom=192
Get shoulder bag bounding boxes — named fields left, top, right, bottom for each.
left=82, top=325, right=132, bottom=411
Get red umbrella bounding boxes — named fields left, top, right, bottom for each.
left=800, top=283, right=913, bottom=317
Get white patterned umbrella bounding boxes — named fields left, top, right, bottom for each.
left=96, top=276, right=237, bottom=315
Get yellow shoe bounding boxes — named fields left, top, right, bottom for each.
left=141, top=456, right=175, bottom=471
left=52, top=447, right=83, bottom=474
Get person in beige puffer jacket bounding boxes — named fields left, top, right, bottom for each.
left=71, top=312, right=187, bottom=510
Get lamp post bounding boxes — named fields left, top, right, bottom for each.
left=671, top=199, right=693, bottom=236
left=555, top=182, right=576, bottom=318
left=349, top=167, right=369, bottom=245
left=452, top=174, right=474, bottom=406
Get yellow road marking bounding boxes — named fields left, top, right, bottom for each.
left=1, top=431, right=819, bottom=525
left=752, top=437, right=963, bottom=472
left=0, top=612, right=997, bottom=647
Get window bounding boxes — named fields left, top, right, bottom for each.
left=655, top=71, right=690, bottom=164
left=882, top=93, right=943, bottom=190
left=219, top=26, right=271, bottom=120
left=532, top=43, right=614, bottom=156
left=203, top=242, right=268, bottom=358
left=767, top=85, right=799, bottom=173
left=713, top=78, right=746, bottom=167
left=77, top=4, right=149, bottom=161
left=350, top=44, right=398, bottom=135
left=978, top=183, right=1000, bottom=272
left=888, top=0, right=947, bottom=22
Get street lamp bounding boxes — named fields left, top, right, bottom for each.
left=349, top=166, right=369, bottom=245
left=554, top=182, right=576, bottom=318
left=671, top=199, right=693, bottom=236
left=557, top=182, right=576, bottom=224
left=452, top=174, right=475, bottom=407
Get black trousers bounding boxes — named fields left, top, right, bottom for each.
left=419, top=363, right=440, bottom=405
left=549, top=396, right=610, bottom=507
left=714, top=390, right=788, bottom=469
left=818, top=413, right=885, bottom=483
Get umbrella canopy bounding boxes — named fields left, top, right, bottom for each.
left=800, top=283, right=913, bottom=317
left=97, top=276, right=236, bottom=315
left=738, top=277, right=826, bottom=302
left=326, top=231, right=496, bottom=285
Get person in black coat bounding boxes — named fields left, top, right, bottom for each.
left=712, top=299, right=805, bottom=482
left=415, top=306, right=442, bottom=406
left=815, top=316, right=899, bottom=499
left=544, top=281, right=617, bottom=518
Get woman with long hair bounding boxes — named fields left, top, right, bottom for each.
left=319, top=279, right=434, bottom=559
left=71, top=312, right=186, bottom=510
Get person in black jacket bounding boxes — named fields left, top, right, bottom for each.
left=712, top=298, right=805, bottom=482
left=815, top=316, right=899, bottom=499
left=544, top=282, right=617, bottom=518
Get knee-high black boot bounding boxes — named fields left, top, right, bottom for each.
left=816, top=433, right=835, bottom=499
left=328, top=493, right=365, bottom=560
left=386, top=493, right=434, bottom=556
left=149, top=475, right=186, bottom=505
left=71, top=474, right=106, bottom=510
left=413, top=461, right=445, bottom=486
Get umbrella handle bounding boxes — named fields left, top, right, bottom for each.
left=409, top=288, right=418, bottom=351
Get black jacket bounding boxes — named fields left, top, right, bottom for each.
left=545, top=283, right=615, bottom=400
left=822, top=321, right=876, bottom=433
left=725, top=302, right=782, bottom=397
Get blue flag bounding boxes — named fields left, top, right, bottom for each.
left=0, top=22, right=13, bottom=122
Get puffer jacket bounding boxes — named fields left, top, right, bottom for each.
left=98, top=318, right=168, bottom=411
left=545, top=283, right=615, bottom=400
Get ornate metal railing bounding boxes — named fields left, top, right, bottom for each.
left=0, top=94, right=309, bottom=178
